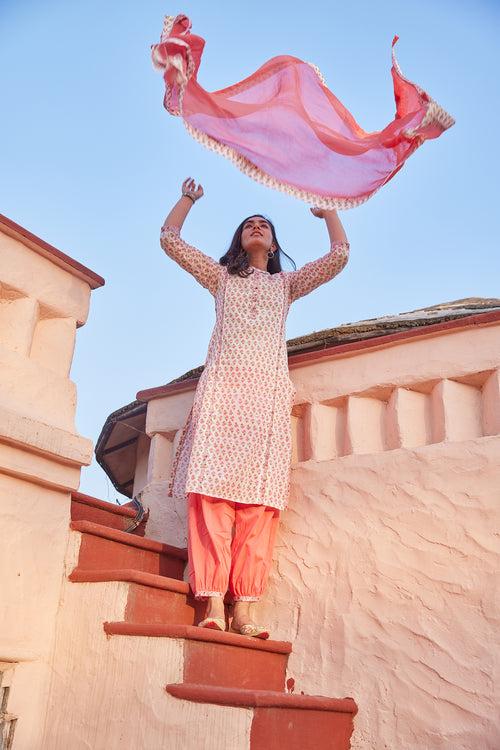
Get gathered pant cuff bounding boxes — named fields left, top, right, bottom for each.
left=194, top=591, right=224, bottom=600
left=232, top=595, right=260, bottom=602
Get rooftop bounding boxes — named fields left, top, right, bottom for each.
left=165, top=297, right=500, bottom=387
left=95, top=297, right=500, bottom=498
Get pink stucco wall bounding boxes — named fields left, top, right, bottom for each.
left=0, top=221, right=98, bottom=748
left=139, top=317, right=500, bottom=749
left=267, top=436, right=499, bottom=749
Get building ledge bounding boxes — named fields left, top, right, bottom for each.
left=0, top=213, right=105, bottom=290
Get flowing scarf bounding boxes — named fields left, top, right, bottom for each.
left=151, top=14, right=454, bottom=209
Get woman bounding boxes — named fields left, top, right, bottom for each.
left=161, top=177, right=350, bottom=638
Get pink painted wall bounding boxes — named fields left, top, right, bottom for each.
left=140, top=318, right=500, bottom=749
left=0, top=223, right=98, bottom=748
left=267, top=436, right=499, bottom=749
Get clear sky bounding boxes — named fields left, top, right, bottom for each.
left=1, top=0, right=498, bottom=502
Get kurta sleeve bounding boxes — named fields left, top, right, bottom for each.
left=160, top=224, right=223, bottom=296
left=286, top=240, right=350, bottom=303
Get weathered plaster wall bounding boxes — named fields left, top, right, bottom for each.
left=0, top=225, right=96, bottom=748
left=265, top=436, right=500, bottom=750
left=0, top=231, right=91, bottom=432
left=142, top=320, right=500, bottom=748
left=0, top=474, right=74, bottom=749
left=141, top=392, right=191, bottom=543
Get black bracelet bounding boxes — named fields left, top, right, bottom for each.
left=182, top=193, right=196, bottom=204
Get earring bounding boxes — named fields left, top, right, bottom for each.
left=267, top=248, right=275, bottom=258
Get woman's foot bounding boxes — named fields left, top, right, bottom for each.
left=198, top=595, right=226, bottom=631
left=231, top=601, right=270, bottom=639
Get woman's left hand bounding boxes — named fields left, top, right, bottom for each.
left=310, top=207, right=325, bottom=219
left=182, top=177, right=204, bottom=202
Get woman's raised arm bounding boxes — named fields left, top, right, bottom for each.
left=160, top=178, right=222, bottom=297
left=286, top=208, right=350, bottom=303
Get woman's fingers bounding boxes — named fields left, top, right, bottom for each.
left=181, top=177, right=204, bottom=199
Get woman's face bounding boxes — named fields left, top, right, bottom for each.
left=240, top=216, right=275, bottom=254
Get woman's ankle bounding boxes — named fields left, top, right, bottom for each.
left=232, top=602, right=251, bottom=622
left=205, top=596, right=225, bottom=618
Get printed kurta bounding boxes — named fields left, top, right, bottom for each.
left=161, top=225, right=349, bottom=511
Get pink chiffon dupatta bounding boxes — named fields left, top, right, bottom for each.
left=152, top=14, right=455, bottom=209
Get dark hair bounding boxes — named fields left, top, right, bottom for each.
left=219, top=214, right=296, bottom=277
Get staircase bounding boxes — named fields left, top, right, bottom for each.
left=47, top=492, right=358, bottom=749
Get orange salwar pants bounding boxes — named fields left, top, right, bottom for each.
left=187, top=492, right=280, bottom=601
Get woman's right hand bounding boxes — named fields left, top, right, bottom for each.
left=182, top=177, right=204, bottom=203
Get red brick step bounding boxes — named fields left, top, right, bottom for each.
left=71, top=491, right=146, bottom=535
left=69, top=568, right=200, bottom=626
left=68, top=500, right=358, bottom=745
left=167, top=683, right=357, bottom=750
left=70, top=520, right=187, bottom=580
left=104, top=622, right=291, bottom=692
left=69, top=568, right=189, bottom=595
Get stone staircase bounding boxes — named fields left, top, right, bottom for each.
left=55, top=491, right=358, bottom=749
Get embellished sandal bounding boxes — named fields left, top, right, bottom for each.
left=197, top=617, right=226, bottom=631
left=230, top=622, right=270, bottom=639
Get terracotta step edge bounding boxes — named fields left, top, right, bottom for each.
left=68, top=568, right=190, bottom=594
left=70, top=520, right=188, bottom=560
left=71, top=491, right=138, bottom=518
left=166, top=683, right=358, bottom=714
left=103, top=622, right=292, bottom=654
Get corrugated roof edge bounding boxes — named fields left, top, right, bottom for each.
left=94, top=400, right=147, bottom=498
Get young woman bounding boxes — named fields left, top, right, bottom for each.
left=161, top=177, right=350, bottom=638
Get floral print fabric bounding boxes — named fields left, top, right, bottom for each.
left=160, top=225, right=349, bottom=510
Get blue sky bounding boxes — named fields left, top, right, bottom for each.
left=1, top=1, right=498, bottom=501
